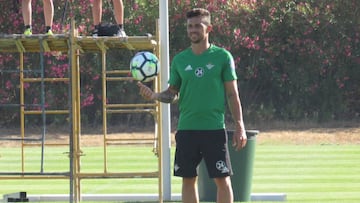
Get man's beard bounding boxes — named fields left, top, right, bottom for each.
left=189, top=33, right=204, bottom=44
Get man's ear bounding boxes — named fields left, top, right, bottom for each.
left=206, top=25, right=213, bottom=33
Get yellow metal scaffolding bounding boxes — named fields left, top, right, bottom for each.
left=0, top=20, right=162, bottom=202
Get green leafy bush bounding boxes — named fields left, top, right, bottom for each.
left=0, top=0, right=359, bottom=127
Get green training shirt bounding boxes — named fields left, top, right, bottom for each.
left=169, top=44, right=238, bottom=130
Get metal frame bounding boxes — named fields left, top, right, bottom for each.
left=0, top=19, right=162, bottom=203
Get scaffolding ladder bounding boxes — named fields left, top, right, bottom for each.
left=0, top=19, right=163, bottom=203
left=0, top=33, right=71, bottom=177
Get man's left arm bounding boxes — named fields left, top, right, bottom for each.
left=225, top=80, right=247, bottom=151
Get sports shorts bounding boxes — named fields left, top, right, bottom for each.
left=173, top=129, right=233, bottom=178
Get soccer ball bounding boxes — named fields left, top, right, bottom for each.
left=130, top=51, right=160, bottom=82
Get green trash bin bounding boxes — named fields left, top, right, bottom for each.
left=198, top=130, right=258, bottom=202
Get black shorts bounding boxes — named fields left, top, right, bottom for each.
left=173, top=129, right=233, bottom=178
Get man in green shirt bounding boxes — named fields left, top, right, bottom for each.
left=138, top=8, right=247, bottom=203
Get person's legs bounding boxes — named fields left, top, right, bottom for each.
left=22, top=0, right=32, bottom=26
left=174, top=131, right=202, bottom=203
left=112, top=0, right=126, bottom=36
left=22, top=0, right=32, bottom=35
left=112, top=0, right=124, bottom=25
left=214, top=176, right=234, bottom=203
left=42, top=0, right=53, bottom=27
left=202, top=130, right=233, bottom=203
left=182, top=177, right=199, bottom=203
left=91, top=0, right=102, bottom=26
left=42, top=0, right=53, bottom=34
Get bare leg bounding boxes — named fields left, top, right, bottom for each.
left=112, top=0, right=124, bottom=25
left=22, top=0, right=32, bottom=26
left=214, top=176, right=234, bottom=203
left=91, top=0, right=102, bottom=25
left=42, top=0, right=54, bottom=27
left=182, top=177, right=199, bottom=203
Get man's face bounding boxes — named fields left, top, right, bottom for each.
left=187, top=16, right=210, bottom=44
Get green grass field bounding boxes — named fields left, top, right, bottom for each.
left=1, top=144, right=359, bottom=202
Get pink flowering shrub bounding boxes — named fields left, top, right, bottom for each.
left=167, top=0, right=359, bottom=122
left=230, top=0, right=360, bottom=122
left=0, top=0, right=359, bottom=126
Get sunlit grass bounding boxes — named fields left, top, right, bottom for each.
left=1, top=144, right=360, bottom=202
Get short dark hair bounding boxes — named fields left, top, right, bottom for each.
left=186, top=8, right=211, bottom=25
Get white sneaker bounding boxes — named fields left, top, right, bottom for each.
left=117, top=29, right=127, bottom=37
left=92, top=28, right=99, bottom=37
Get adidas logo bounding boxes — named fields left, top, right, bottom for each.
left=185, top=65, right=193, bottom=71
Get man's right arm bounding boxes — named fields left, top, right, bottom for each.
left=137, top=82, right=178, bottom=103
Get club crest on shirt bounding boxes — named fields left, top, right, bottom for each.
left=206, top=63, right=214, bottom=70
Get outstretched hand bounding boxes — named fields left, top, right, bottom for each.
left=137, top=82, right=155, bottom=100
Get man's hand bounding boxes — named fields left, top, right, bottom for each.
left=232, top=127, right=247, bottom=151
left=137, top=82, right=156, bottom=100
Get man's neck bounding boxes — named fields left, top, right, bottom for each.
left=191, top=41, right=211, bottom=55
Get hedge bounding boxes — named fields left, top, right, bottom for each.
left=0, top=0, right=359, bottom=127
